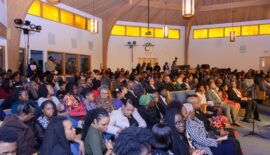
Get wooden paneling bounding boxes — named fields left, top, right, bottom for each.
left=0, top=22, right=6, bottom=38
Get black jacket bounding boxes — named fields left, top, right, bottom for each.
left=125, top=91, right=139, bottom=108
left=138, top=106, right=161, bottom=128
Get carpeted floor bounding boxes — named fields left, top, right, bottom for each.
left=235, top=104, right=270, bottom=155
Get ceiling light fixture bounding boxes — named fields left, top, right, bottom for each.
left=163, top=1, right=169, bottom=38
left=91, top=0, right=98, bottom=33
left=182, top=0, right=195, bottom=18
left=145, top=0, right=152, bottom=36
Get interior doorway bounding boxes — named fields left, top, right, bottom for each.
left=259, top=56, right=270, bottom=72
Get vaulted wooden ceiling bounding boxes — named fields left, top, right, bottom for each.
left=61, top=0, right=270, bottom=26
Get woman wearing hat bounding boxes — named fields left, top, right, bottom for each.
left=138, top=94, right=161, bottom=128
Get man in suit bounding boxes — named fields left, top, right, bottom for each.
left=227, top=80, right=260, bottom=123
left=156, top=86, right=169, bottom=117
left=133, top=74, right=145, bottom=97
left=206, top=82, right=240, bottom=126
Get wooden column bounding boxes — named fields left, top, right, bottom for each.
left=184, top=0, right=203, bottom=65
left=102, top=0, right=143, bottom=68
left=6, top=0, right=34, bottom=71
left=0, top=22, right=6, bottom=38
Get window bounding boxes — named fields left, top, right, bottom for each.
left=208, top=28, right=224, bottom=38
left=241, top=25, right=258, bottom=36
left=28, top=0, right=41, bottom=16
left=193, top=29, right=208, bottom=39
left=154, top=28, right=164, bottom=38
left=0, top=46, right=4, bottom=72
left=75, top=15, right=86, bottom=29
left=141, top=27, right=154, bottom=37
left=30, top=50, right=43, bottom=72
left=225, top=27, right=241, bottom=37
left=126, top=26, right=140, bottom=37
left=168, top=29, right=180, bottom=39
left=259, top=24, right=270, bottom=35
left=60, top=10, right=74, bottom=26
left=43, top=3, right=59, bottom=22
left=80, top=55, right=91, bottom=73
left=111, top=25, right=126, bottom=36
left=48, top=52, right=63, bottom=75
left=66, top=54, right=77, bottom=75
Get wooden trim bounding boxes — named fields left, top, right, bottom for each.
left=0, top=46, right=5, bottom=71
left=0, top=22, right=7, bottom=39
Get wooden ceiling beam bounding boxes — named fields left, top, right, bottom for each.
left=200, top=0, right=270, bottom=11
left=137, top=0, right=270, bottom=12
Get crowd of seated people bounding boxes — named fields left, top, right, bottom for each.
left=0, top=62, right=269, bottom=155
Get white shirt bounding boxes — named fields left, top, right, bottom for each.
left=160, top=95, right=168, bottom=106
left=196, top=92, right=207, bottom=105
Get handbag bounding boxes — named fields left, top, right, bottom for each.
left=69, top=103, right=86, bottom=117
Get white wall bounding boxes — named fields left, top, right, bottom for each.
left=19, top=2, right=103, bottom=70
left=0, top=0, right=7, bottom=27
left=108, top=21, right=185, bottom=71
left=189, top=20, right=270, bottom=71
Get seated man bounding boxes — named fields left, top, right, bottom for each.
left=185, top=103, right=239, bottom=155
left=206, top=82, right=240, bottom=126
left=227, top=80, right=260, bottom=122
left=107, top=99, right=146, bottom=135
left=0, top=127, right=17, bottom=155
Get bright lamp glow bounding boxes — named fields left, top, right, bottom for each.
left=91, top=18, right=98, bottom=33
left=163, top=25, right=169, bottom=38
left=182, top=0, right=195, bottom=18
left=230, top=31, right=236, bottom=42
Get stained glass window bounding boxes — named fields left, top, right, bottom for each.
left=225, top=27, right=241, bottom=37
left=259, top=24, right=270, bottom=35
left=141, top=27, right=154, bottom=37
left=168, top=29, right=180, bottom=39
left=28, top=0, right=41, bottom=16
left=111, top=25, right=126, bottom=36
left=75, top=15, right=86, bottom=29
left=154, top=28, right=164, bottom=38
left=43, top=3, right=59, bottom=22
left=60, top=10, right=74, bottom=26
left=241, top=25, right=258, bottom=36
left=208, top=28, right=224, bottom=38
left=193, top=29, right=208, bottom=39
left=126, top=26, right=140, bottom=37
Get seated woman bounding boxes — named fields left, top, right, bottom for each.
left=220, top=84, right=241, bottom=113
left=35, top=100, right=57, bottom=147
left=138, top=94, right=161, bottom=128
left=0, top=78, right=13, bottom=100
left=145, top=77, right=157, bottom=94
left=40, top=116, right=84, bottom=155
left=63, top=83, right=81, bottom=111
left=37, top=83, right=65, bottom=112
left=112, top=85, right=127, bottom=110
left=151, top=123, right=173, bottom=155
left=108, top=99, right=146, bottom=135
left=82, top=88, right=97, bottom=111
left=83, top=108, right=113, bottom=155
left=2, top=101, right=36, bottom=155
left=114, top=127, right=153, bottom=155
left=164, top=106, right=190, bottom=155
left=5, top=87, right=29, bottom=114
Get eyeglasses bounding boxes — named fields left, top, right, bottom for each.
left=175, top=121, right=185, bottom=126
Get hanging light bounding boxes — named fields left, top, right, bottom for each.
left=46, top=0, right=60, bottom=5
left=90, top=0, right=98, bottom=33
left=230, top=10, right=236, bottom=42
left=163, top=1, right=169, bottom=38
left=182, top=0, right=195, bottom=18
left=91, top=18, right=98, bottom=33
left=163, top=25, right=169, bottom=38
left=230, top=31, right=236, bottom=42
